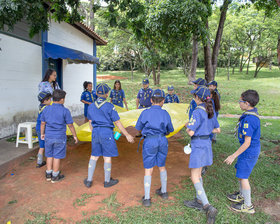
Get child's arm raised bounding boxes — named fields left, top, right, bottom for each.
left=114, top=120, right=134, bottom=143
left=224, top=136, right=251, bottom=165
left=40, top=121, right=46, bottom=140
left=67, top=124, right=78, bottom=144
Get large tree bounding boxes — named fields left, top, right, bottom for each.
left=0, top=0, right=81, bottom=37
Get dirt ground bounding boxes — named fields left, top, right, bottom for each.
left=0, top=127, right=190, bottom=223
left=97, top=75, right=127, bottom=81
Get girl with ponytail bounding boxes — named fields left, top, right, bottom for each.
left=183, top=86, right=221, bottom=223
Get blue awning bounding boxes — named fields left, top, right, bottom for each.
left=43, top=42, right=99, bottom=64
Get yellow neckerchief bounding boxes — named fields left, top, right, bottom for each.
left=94, top=100, right=107, bottom=109
left=39, top=105, right=47, bottom=114
left=196, top=105, right=206, bottom=112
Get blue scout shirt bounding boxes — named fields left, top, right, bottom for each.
left=81, top=90, right=97, bottom=116
left=36, top=104, right=48, bottom=133
left=87, top=97, right=120, bottom=128
left=164, top=94, right=180, bottom=104
left=110, top=89, right=125, bottom=107
left=40, top=103, right=73, bottom=139
left=188, top=99, right=197, bottom=119
left=237, top=108, right=261, bottom=157
left=137, top=88, right=153, bottom=108
left=187, top=104, right=219, bottom=136
left=135, top=105, right=174, bottom=136
left=38, top=81, right=60, bottom=94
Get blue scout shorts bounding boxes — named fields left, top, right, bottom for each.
left=189, top=138, right=213, bottom=168
left=36, top=131, right=45, bottom=148
left=235, top=154, right=259, bottom=179
left=45, top=137, right=67, bottom=159
left=142, top=135, right=168, bottom=169
left=91, top=127, right=118, bottom=157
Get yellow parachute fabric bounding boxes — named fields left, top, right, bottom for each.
left=68, top=103, right=188, bottom=141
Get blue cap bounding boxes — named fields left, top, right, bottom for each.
left=38, top=91, right=51, bottom=102
left=168, top=86, right=174, bottom=91
left=152, top=89, right=165, bottom=98
left=190, top=86, right=210, bottom=100
left=142, top=79, right=149, bottom=85
left=96, top=83, right=111, bottom=95
left=192, top=78, right=207, bottom=86
left=207, top=80, right=218, bottom=87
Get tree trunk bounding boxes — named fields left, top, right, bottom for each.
left=275, top=0, right=280, bottom=7
left=239, top=50, right=244, bottom=72
left=130, top=58, right=134, bottom=81
left=152, top=66, right=156, bottom=85
left=277, top=34, right=280, bottom=66
left=212, top=0, right=230, bottom=77
left=246, top=48, right=253, bottom=74
left=182, top=53, right=188, bottom=76
left=204, top=43, right=214, bottom=82
left=189, top=36, right=198, bottom=84
left=156, top=61, right=161, bottom=85
left=227, top=49, right=231, bottom=81
left=89, top=0, right=95, bottom=30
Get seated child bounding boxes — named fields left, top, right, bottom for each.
left=136, top=79, right=153, bottom=109
left=41, top=89, right=78, bottom=183
left=84, top=83, right=134, bottom=188
left=224, top=90, right=260, bottom=214
left=135, top=89, right=174, bottom=207
left=183, top=86, right=220, bottom=224
left=110, top=80, right=128, bottom=110
left=36, top=91, right=52, bottom=168
left=164, top=86, right=180, bottom=103
left=81, top=81, right=97, bottom=123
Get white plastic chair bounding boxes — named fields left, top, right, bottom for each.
left=16, top=122, right=38, bottom=149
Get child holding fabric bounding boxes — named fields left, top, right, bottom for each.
left=183, top=86, right=220, bottom=224
left=135, top=89, right=174, bottom=207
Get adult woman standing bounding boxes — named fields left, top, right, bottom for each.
left=38, top=69, right=60, bottom=94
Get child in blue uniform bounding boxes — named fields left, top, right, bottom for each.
left=207, top=81, right=220, bottom=100
left=110, top=80, right=128, bottom=110
left=164, top=86, right=180, bottom=103
left=188, top=78, right=207, bottom=119
left=224, top=90, right=260, bottom=214
left=41, top=90, right=78, bottom=183
left=135, top=89, right=174, bottom=207
left=136, top=79, right=153, bottom=109
left=183, top=86, right=220, bottom=224
left=81, top=81, right=97, bottom=123
left=84, top=83, right=134, bottom=188
left=36, top=91, right=52, bottom=168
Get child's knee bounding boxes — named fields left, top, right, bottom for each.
left=103, top=156, right=111, bottom=163
left=158, top=166, right=166, bottom=172
left=145, top=168, right=153, bottom=176
left=91, top=155, right=99, bottom=161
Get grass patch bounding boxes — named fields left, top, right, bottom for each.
left=73, top=193, right=99, bottom=208
left=101, top=191, right=121, bottom=210
left=8, top=200, right=17, bottom=204
left=25, top=211, right=66, bottom=224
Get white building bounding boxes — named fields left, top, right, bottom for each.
left=0, top=20, right=107, bottom=138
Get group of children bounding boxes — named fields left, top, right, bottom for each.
left=35, top=74, right=261, bottom=223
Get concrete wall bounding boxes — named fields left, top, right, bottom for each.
left=0, top=34, right=41, bottom=138
left=0, top=21, right=95, bottom=138
left=48, top=21, right=94, bottom=116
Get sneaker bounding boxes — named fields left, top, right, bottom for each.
left=230, top=202, right=255, bottom=214
left=45, top=172, right=52, bottom=182
left=201, top=166, right=208, bottom=176
left=36, top=161, right=46, bottom=168
left=227, top=192, right=244, bottom=203
left=142, top=196, right=151, bottom=207
left=203, top=204, right=218, bottom=224
left=155, top=188, right=168, bottom=199
left=51, top=172, right=65, bottom=183
left=104, top=178, right=119, bottom=188
left=184, top=198, right=203, bottom=211
left=84, top=178, right=92, bottom=188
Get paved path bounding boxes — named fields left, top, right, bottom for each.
left=220, top=114, right=280, bottom=119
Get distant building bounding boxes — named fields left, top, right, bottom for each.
left=0, top=20, right=107, bottom=138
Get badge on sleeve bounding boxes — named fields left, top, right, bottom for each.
left=244, top=123, right=249, bottom=129
left=189, top=117, right=196, bottom=126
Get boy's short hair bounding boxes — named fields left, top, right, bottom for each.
left=241, top=90, right=259, bottom=107
left=53, top=89, right=66, bottom=101
left=152, top=96, right=165, bottom=104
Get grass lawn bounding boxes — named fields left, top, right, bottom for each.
left=98, top=66, right=280, bottom=116
left=72, top=118, right=279, bottom=224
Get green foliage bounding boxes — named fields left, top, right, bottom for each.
left=101, top=191, right=121, bottom=210
left=0, top=0, right=82, bottom=37
left=73, top=193, right=99, bottom=207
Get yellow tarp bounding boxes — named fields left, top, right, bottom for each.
left=67, top=103, right=188, bottom=141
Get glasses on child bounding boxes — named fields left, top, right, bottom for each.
left=239, top=100, right=246, bottom=103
